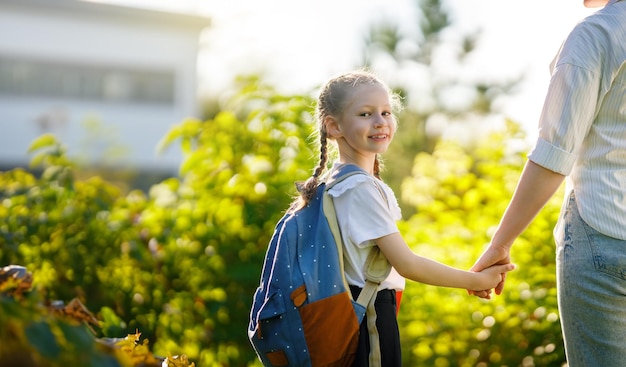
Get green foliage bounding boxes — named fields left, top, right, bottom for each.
left=0, top=292, right=123, bottom=367
left=0, top=136, right=123, bottom=308
left=0, top=79, right=317, bottom=366
left=0, top=80, right=565, bottom=366
left=0, top=285, right=195, bottom=366
left=133, top=80, right=317, bottom=365
left=398, top=121, right=564, bottom=366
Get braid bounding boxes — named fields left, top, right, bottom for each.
left=313, top=130, right=329, bottom=181
left=373, top=155, right=381, bottom=179
left=291, top=130, right=329, bottom=212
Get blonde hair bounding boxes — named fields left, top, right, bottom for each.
left=291, top=70, right=401, bottom=211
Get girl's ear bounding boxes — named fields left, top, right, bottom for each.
left=325, top=115, right=342, bottom=139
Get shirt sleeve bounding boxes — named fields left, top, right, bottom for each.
left=343, top=180, right=400, bottom=248
left=528, top=59, right=601, bottom=175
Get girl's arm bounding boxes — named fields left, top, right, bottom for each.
left=375, top=232, right=514, bottom=291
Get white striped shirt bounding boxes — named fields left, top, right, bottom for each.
left=528, top=0, right=626, bottom=239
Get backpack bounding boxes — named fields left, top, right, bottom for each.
left=248, top=163, right=392, bottom=367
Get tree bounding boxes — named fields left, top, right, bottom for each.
left=362, top=0, right=522, bottom=211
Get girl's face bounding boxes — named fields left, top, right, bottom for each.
left=327, top=83, right=396, bottom=167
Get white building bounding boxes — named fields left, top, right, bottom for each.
left=0, top=0, right=210, bottom=177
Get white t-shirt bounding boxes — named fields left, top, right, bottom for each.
left=327, top=164, right=406, bottom=291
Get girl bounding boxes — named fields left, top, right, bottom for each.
left=294, top=70, right=514, bottom=366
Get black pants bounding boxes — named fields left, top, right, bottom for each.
left=350, top=286, right=402, bottom=367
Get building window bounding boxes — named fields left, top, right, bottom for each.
left=0, top=57, right=175, bottom=104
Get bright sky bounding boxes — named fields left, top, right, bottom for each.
left=100, top=0, right=597, bottom=140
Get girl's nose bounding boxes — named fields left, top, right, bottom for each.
left=374, top=115, right=388, bottom=128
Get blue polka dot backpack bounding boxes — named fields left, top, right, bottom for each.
left=248, top=163, right=391, bottom=367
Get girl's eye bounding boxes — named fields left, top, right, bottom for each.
left=360, top=111, right=391, bottom=117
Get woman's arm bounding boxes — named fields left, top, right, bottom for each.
left=487, top=160, right=565, bottom=254
left=470, top=160, right=565, bottom=297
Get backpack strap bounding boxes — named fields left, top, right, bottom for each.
left=355, top=178, right=391, bottom=367
left=358, top=246, right=390, bottom=367
left=322, top=164, right=392, bottom=366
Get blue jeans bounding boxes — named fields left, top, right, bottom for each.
left=555, top=193, right=626, bottom=367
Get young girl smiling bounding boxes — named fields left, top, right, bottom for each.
left=294, top=70, right=514, bottom=366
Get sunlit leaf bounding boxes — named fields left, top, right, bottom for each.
left=27, top=133, right=57, bottom=153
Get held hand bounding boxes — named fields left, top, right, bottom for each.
left=468, top=244, right=511, bottom=298
left=471, top=263, right=515, bottom=298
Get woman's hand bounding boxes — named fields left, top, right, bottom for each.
left=468, top=244, right=512, bottom=299
left=470, top=262, right=515, bottom=297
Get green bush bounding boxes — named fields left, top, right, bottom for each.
left=397, top=121, right=564, bottom=366
left=1, top=81, right=317, bottom=366
left=0, top=80, right=565, bottom=366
